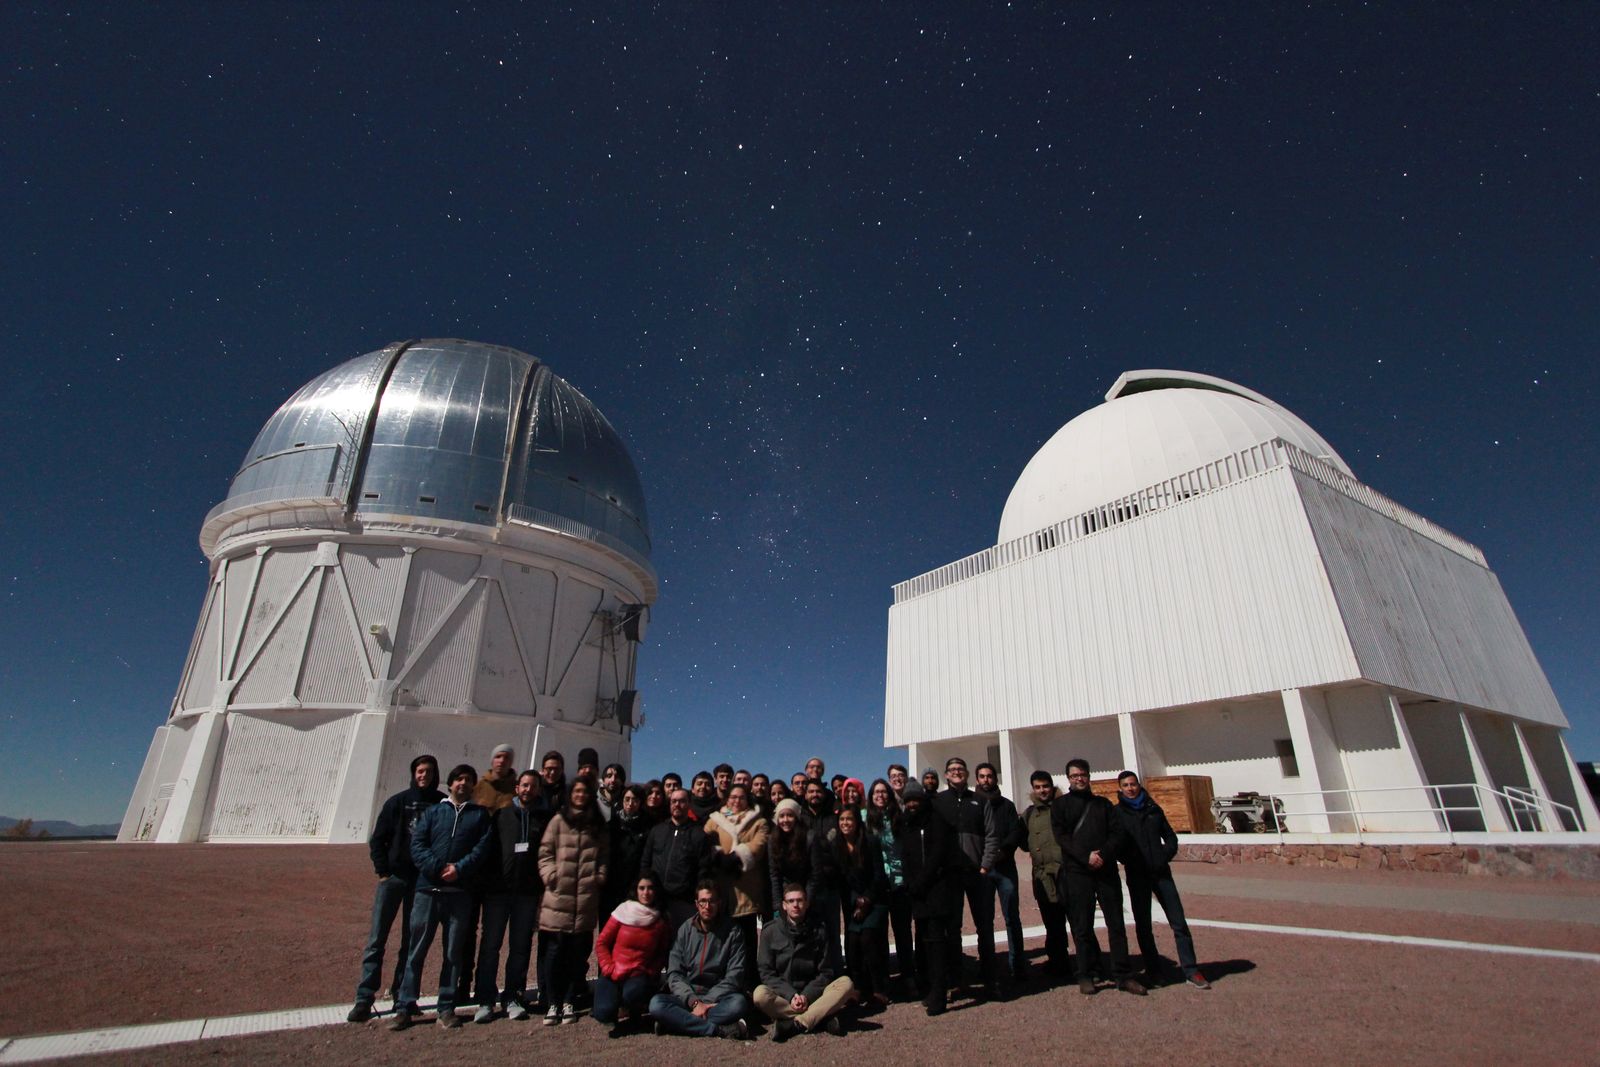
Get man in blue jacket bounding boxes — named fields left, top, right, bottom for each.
left=390, top=763, right=494, bottom=1030
left=347, top=754, right=443, bottom=1023
left=648, top=880, right=753, bottom=1039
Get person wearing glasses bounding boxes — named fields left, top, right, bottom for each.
left=648, top=880, right=754, bottom=1039
left=1114, top=771, right=1210, bottom=990
left=755, top=883, right=857, bottom=1040
left=639, top=789, right=717, bottom=931
left=1051, top=759, right=1146, bottom=997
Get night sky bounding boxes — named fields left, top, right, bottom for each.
left=4, top=5, right=1597, bottom=824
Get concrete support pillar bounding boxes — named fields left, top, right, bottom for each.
left=1558, top=734, right=1600, bottom=832
left=1280, top=688, right=1349, bottom=833
left=154, top=711, right=228, bottom=842
left=327, top=710, right=391, bottom=843
left=1513, top=721, right=1565, bottom=832
left=1384, top=691, right=1448, bottom=832
left=117, top=725, right=171, bottom=842
left=1458, top=711, right=1511, bottom=831
left=906, top=742, right=922, bottom=788
left=1116, top=712, right=1162, bottom=781
left=997, top=729, right=1021, bottom=809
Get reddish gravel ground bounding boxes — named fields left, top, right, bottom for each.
left=2, top=842, right=1596, bottom=1064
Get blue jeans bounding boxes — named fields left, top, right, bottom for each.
left=987, top=865, right=1026, bottom=974
left=1125, top=867, right=1199, bottom=975
left=476, top=892, right=540, bottom=1007
left=647, top=991, right=750, bottom=1036
left=593, top=974, right=656, bottom=1023
left=396, top=889, right=473, bottom=1013
left=355, top=875, right=414, bottom=1004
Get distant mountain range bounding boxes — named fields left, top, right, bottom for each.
left=0, top=815, right=120, bottom=839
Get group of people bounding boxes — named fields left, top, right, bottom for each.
left=349, top=745, right=1207, bottom=1042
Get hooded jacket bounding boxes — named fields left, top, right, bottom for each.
left=410, top=797, right=493, bottom=891
left=756, top=909, right=840, bottom=1001
left=369, top=784, right=444, bottom=879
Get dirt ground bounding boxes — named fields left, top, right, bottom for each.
left=2, top=842, right=1597, bottom=1063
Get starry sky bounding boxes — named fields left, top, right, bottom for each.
left=4, top=5, right=1597, bottom=824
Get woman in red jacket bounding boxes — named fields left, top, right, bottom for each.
left=592, top=872, right=671, bottom=1036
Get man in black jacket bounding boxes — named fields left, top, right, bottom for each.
left=896, top=781, right=956, bottom=1016
left=932, top=757, right=1001, bottom=1000
left=348, top=754, right=442, bottom=1023
left=640, top=789, right=716, bottom=930
left=1115, top=771, right=1209, bottom=990
left=1051, top=759, right=1145, bottom=997
left=474, top=770, right=552, bottom=1021
left=974, top=762, right=1031, bottom=984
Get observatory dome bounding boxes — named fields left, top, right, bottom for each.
left=997, top=370, right=1350, bottom=543
left=205, top=339, right=650, bottom=569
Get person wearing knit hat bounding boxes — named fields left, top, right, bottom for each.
left=473, top=745, right=518, bottom=812
left=839, top=777, right=867, bottom=813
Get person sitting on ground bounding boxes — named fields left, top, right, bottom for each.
left=648, top=880, right=753, bottom=1040
left=1114, top=770, right=1210, bottom=990
left=593, top=873, right=672, bottom=1037
left=755, top=882, right=857, bottom=1040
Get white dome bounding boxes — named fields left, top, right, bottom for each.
left=997, top=370, right=1351, bottom=543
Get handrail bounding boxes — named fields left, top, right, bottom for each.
left=1233, top=782, right=1582, bottom=840
left=892, top=437, right=1486, bottom=603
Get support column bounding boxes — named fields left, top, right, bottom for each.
left=1280, top=688, right=1350, bottom=833
left=1513, top=721, right=1564, bottom=832
left=1385, top=692, right=1448, bottom=832
left=1558, top=735, right=1600, bottom=832
left=117, top=725, right=171, bottom=842
left=327, top=710, right=391, bottom=843
left=905, top=742, right=922, bottom=788
left=154, top=711, right=228, bottom=842
left=1458, top=711, right=1511, bottom=831
left=997, top=729, right=1021, bottom=809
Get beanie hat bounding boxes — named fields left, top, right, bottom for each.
left=491, top=743, right=514, bottom=758
left=775, top=798, right=802, bottom=818
left=900, top=780, right=926, bottom=801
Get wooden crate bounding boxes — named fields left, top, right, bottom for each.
left=1089, top=774, right=1216, bottom=833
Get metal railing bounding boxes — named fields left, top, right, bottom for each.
left=1218, top=782, right=1582, bottom=841
left=893, top=437, right=1487, bottom=603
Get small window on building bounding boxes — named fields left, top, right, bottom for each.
left=1275, top=738, right=1300, bottom=778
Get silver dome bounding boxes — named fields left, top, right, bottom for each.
left=207, top=339, right=651, bottom=568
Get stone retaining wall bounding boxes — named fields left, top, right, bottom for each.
left=1177, top=842, right=1600, bottom=880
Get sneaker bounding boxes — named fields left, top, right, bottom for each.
left=924, top=1001, right=946, bottom=1017
left=1078, top=976, right=1097, bottom=995
left=346, top=1002, right=372, bottom=1024
left=560, top=1002, right=578, bottom=1024
left=772, top=1018, right=798, bottom=1043
left=716, top=1018, right=750, bottom=1040
left=653, top=1019, right=666, bottom=1037
left=543, top=1004, right=562, bottom=1026
left=388, top=1011, right=413, bottom=1031
left=438, top=1010, right=464, bottom=1029
left=1117, top=977, right=1148, bottom=997
left=506, top=1000, right=529, bottom=1021
left=824, top=1015, right=845, bottom=1035
left=1186, top=971, right=1212, bottom=990
left=473, top=1005, right=494, bottom=1024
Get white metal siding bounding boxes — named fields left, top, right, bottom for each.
left=300, top=568, right=371, bottom=705
left=474, top=582, right=537, bottom=714
left=201, top=711, right=354, bottom=839
left=341, top=545, right=406, bottom=669
left=1294, top=473, right=1567, bottom=727
left=233, top=571, right=318, bottom=705
left=177, top=584, right=221, bottom=712
left=401, top=580, right=486, bottom=708
left=392, top=549, right=479, bottom=669
left=885, top=469, right=1358, bottom=745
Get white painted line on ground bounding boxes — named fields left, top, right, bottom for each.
left=2, top=919, right=1593, bottom=1063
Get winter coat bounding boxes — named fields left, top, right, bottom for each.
left=895, top=806, right=958, bottom=918
left=768, top=826, right=815, bottom=914
left=596, top=901, right=670, bottom=982
left=756, top=912, right=840, bottom=1001
left=640, top=818, right=716, bottom=901
left=369, top=784, right=443, bottom=879
left=835, top=834, right=888, bottom=930
left=704, top=808, right=770, bottom=918
left=1051, top=788, right=1127, bottom=879
left=978, top=789, right=1024, bottom=873
left=1114, top=794, right=1180, bottom=875
left=471, top=768, right=517, bottom=813
left=665, top=915, right=748, bottom=1004
left=495, top=795, right=552, bottom=896
left=601, top=810, right=651, bottom=914
left=537, top=807, right=609, bottom=933
left=410, top=799, right=493, bottom=892
left=932, top=786, right=1000, bottom=871
left=688, top=792, right=721, bottom=823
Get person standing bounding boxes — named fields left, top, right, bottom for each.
left=895, top=780, right=956, bottom=1016
left=472, top=744, right=518, bottom=812
left=593, top=874, right=672, bottom=1036
left=704, top=782, right=770, bottom=952
left=389, top=764, right=493, bottom=1030
left=639, top=788, right=716, bottom=930
left=1052, top=759, right=1145, bottom=996
left=647, top=880, right=753, bottom=1040
left=931, top=756, right=1001, bottom=1000
left=1114, top=771, right=1210, bottom=990
left=536, top=774, right=609, bottom=1025
left=476, top=769, right=550, bottom=1022
left=974, top=762, right=1029, bottom=984
left=1021, top=770, right=1071, bottom=980
left=596, top=762, right=627, bottom=822
left=601, top=783, right=651, bottom=930
left=833, top=805, right=890, bottom=1007
left=755, top=883, right=857, bottom=1040
left=866, top=778, right=915, bottom=998
left=347, top=754, right=443, bottom=1023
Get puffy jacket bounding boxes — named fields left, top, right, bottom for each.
left=596, top=903, right=671, bottom=982
left=537, top=807, right=609, bottom=933
left=756, top=912, right=839, bottom=1001
left=640, top=818, right=715, bottom=901
left=665, top=914, right=748, bottom=1004
left=410, top=798, right=493, bottom=891
left=932, top=786, right=1000, bottom=871
left=704, top=809, right=770, bottom=919
left=1114, top=794, right=1180, bottom=875
left=895, top=806, right=958, bottom=918
left=495, top=796, right=552, bottom=896
left=369, top=785, right=443, bottom=879
left=1051, top=788, right=1127, bottom=878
